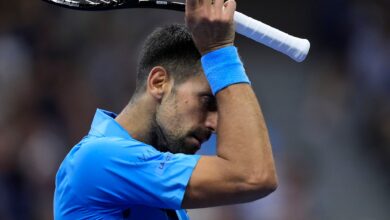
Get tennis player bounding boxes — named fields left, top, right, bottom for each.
left=54, top=0, right=278, bottom=219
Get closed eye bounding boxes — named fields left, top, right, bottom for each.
left=201, top=95, right=217, bottom=112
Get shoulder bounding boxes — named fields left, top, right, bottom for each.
left=75, top=135, right=161, bottom=161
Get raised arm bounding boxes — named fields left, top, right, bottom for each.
left=182, top=0, right=278, bottom=208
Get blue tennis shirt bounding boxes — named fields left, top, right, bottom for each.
left=54, top=109, right=201, bottom=219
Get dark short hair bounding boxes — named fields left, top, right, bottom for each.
left=135, top=24, right=202, bottom=94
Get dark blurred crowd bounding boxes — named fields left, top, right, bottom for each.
left=0, top=1, right=389, bottom=220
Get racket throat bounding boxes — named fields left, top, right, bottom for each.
left=137, top=0, right=185, bottom=11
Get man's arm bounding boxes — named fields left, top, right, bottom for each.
left=182, top=0, right=278, bottom=208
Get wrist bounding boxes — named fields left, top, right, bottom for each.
left=201, top=46, right=251, bottom=95
left=199, top=43, right=234, bottom=56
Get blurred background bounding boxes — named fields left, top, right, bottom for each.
left=0, top=0, right=389, bottom=219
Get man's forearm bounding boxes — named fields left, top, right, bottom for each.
left=182, top=0, right=278, bottom=207
left=201, top=45, right=277, bottom=189
left=216, top=83, right=278, bottom=193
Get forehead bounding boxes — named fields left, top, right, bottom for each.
left=175, top=73, right=212, bottom=96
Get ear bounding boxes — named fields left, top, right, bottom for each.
left=146, top=66, right=172, bottom=101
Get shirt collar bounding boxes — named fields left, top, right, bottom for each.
left=88, top=109, right=132, bottom=140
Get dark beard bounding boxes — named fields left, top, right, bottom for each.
left=149, top=120, right=211, bottom=155
left=149, top=99, right=211, bottom=155
left=150, top=120, right=173, bottom=153
left=149, top=117, right=191, bottom=154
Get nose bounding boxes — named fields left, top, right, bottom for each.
left=205, top=111, right=218, bottom=133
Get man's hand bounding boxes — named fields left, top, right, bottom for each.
left=185, top=0, right=236, bottom=55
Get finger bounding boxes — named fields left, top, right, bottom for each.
left=186, top=0, right=200, bottom=11
left=203, top=0, right=213, bottom=12
left=213, top=0, right=224, bottom=11
left=223, top=0, right=236, bottom=18
left=212, top=0, right=224, bottom=16
left=204, top=0, right=212, bottom=17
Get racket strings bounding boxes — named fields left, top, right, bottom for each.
left=54, top=0, right=125, bottom=6
left=83, top=0, right=122, bottom=4
left=86, top=0, right=122, bottom=4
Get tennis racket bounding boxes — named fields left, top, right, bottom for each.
left=42, top=0, right=310, bottom=62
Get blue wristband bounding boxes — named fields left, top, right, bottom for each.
left=201, top=46, right=250, bottom=95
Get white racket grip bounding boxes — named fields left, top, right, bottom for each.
left=234, top=12, right=310, bottom=62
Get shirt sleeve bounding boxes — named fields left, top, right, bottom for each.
left=67, top=137, right=201, bottom=210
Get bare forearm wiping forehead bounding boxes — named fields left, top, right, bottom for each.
left=182, top=0, right=278, bottom=208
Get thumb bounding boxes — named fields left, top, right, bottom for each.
left=223, top=0, right=236, bottom=17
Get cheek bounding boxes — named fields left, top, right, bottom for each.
left=177, top=99, right=205, bottom=124
left=157, top=100, right=188, bottom=135
left=159, top=94, right=205, bottom=134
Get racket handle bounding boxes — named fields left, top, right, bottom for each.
left=234, top=12, right=310, bottom=62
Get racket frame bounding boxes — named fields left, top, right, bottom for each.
left=46, top=0, right=186, bottom=11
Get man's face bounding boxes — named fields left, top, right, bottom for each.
left=152, top=73, right=217, bottom=154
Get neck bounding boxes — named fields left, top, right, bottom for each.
left=115, top=95, right=156, bottom=145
